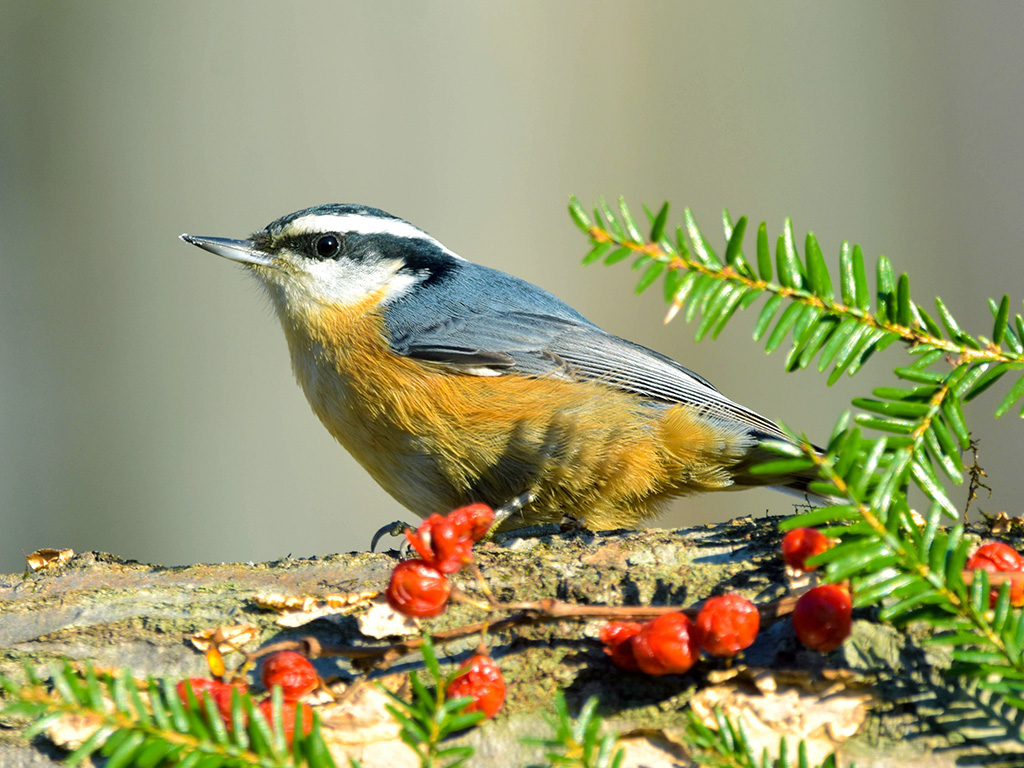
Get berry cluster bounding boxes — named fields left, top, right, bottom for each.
left=599, top=526, right=861, bottom=670
left=177, top=650, right=318, bottom=744
left=383, top=504, right=507, bottom=718
left=173, top=524, right=1024, bottom=741
left=600, top=593, right=759, bottom=674
left=386, top=504, right=495, bottom=618
left=781, top=527, right=854, bottom=652
left=966, top=540, right=1024, bottom=607
left=169, top=519, right=1024, bottom=748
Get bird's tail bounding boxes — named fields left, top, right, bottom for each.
left=732, top=436, right=838, bottom=506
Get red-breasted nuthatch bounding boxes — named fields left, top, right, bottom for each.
left=180, top=204, right=821, bottom=530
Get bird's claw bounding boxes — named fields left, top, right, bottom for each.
left=370, top=520, right=410, bottom=552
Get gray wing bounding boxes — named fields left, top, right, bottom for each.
left=383, top=262, right=788, bottom=440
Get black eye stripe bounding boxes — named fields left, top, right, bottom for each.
left=273, top=229, right=454, bottom=270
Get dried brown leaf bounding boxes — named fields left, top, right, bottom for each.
left=255, top=590, right=379, bottom=628
left=987, top=510, right=1024, bottom=535
left=616, top=730, right=692, bottom=768
left=26, top=548, right=74, bottom=571
left=690, top=681, right=872, bottom=766
left=46, top=711, right=105, bottom=751
left=189, top=624, right=260, bottom=655
left=316, top=680, right=418, bottom=768
left=358, top=595, right=420, bottom=638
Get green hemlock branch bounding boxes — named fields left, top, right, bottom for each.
left=571, top=194, right=1024, bottom=744
left=0, top=661, right=337, bottom=768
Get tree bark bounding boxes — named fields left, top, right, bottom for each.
left=0, top=518, right=1017, bottom=767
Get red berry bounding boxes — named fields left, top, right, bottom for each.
left=406, top=514, right=475, bottom=574
left=695, top=594, right=760, bottom=658
left=446, top=654, right=506, bottom=719
left=257, top=698, right=313, bottom=745
left=792, top=584, right=852, bottom=652
left=781, top=528, right=830, bottom=571
left=969, top=541, right=1024, bottom=572
left=631, top=612, right=700, bottom=676
left=598, top=621, right=642, bottom=671
left=260, top=651, right=318, bottom=701
left=176, top=677, right=221, bottom=705
left=209, top=685, right=248, bottom=728
left=967, top=541, right=1024, bottom=607
left=447, top=503, right=495, bottom=543
left=386, top=559, right=451, bottom=617
left=405, top=505, right=496, bottom=574
left=176, top=678, right=248, bottom=727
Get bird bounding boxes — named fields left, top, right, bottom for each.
left=180, top=204, right=821, bottom=532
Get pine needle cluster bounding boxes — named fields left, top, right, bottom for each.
left=570, top=195, right=1024, bottom=743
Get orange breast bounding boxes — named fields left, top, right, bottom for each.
left=280, top=299, right=753, bottom=528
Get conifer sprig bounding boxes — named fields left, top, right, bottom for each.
left=570, top=194, right=1024, bottom=745
left=379, top=635, right=483, bottom=768
left=681, top=705, right=840, bottom=768
left=569, top=194, right=1024, bottom=517
left=0, top=662, right=335, bottom=768
left=570, top=196, right=1024, bottom=382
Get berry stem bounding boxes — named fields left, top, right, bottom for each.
left=247, top=595, right=801, bottom=673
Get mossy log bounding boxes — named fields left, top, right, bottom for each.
left=0, top=518, right=1018, bottom=767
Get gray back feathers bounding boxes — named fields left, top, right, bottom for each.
left=383, top=259, right=788, bottom=442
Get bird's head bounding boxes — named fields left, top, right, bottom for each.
left=180, top=204, right=461, bottom=320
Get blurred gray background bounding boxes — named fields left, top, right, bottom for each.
left=2, top=2, right=1023, bottom=574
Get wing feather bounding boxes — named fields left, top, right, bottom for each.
left=383, top=262, right=788, bottom=441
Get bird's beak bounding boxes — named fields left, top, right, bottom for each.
left=179, top=234, right=274, bottom=267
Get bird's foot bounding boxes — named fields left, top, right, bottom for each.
left=487, top=489, right=538, bottom=534
left=369, top=519, right=411, bottom=552
left=484, top=491, right=586, bottom=543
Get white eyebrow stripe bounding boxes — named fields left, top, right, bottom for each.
left=285, top=214, right=464, bottom=260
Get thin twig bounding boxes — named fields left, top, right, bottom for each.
left=248, top=595, right=799, bottom=672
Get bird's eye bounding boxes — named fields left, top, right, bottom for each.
left=313, top=234, right=341, bottom=259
